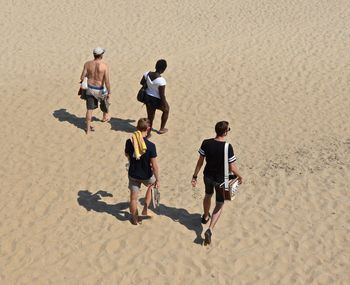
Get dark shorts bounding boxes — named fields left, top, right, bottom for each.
left=145, top=94, right=161, bottom=109
left=204, top=176, right=224, bottom=203
left=86, top=95, right=108, bottom=113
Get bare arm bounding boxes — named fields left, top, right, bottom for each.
left=150, top=157, right=160, bottom=188
left=191, top=155, right=204, bottom=187
left=104, top=66, right=111, bottom=95
left=159, top=85, right=166, bottom=103
left=229, top=162, right=243, bottom=184
left=80, top=63, right=87, bottom=82
left=140, top=75, right=146, bottom=86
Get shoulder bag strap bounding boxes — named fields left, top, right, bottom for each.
left=224, top=142, right=229, bottom=190
left=143, top=72, right=150, bottom=88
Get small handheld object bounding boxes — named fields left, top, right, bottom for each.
left=151, top=187, right=160, bottom=208
left=81, top=77, right=88, bottom=90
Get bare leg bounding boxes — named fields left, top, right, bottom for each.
left=102, top=112, right=110, bottom=122
left=129, top=191, right=139, bottom=225
left=204, top=202, right=224, bottom=245
left=101, top=99, right=110, bottom=122
left=142, top=185, right=153, bottom=216
left=208, top=202, right=224, bottom=231
left=85, top=109, right=93, bottom=134
left=203, top=194, right=212, bottom=219
left=146, top=104, right=156, bottom=136
left=159, top=101, right=169, bottom=133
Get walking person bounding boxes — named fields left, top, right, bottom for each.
left=139, top=59, right=169, bottom=137
left=79, top=47, right=111, bottom=134
left=125, top=118, right=160, bottom=225
left=191, top=121, right=243, bottom=245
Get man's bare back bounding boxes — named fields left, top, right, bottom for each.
left=80, top=59, right=111, bottom=93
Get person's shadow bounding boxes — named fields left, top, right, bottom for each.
left=53, top=109, right=136, bottom=133
left=77, top=191, right=204, bottom=243
left=53, top=108, right=98, bottom=131
left=108, top=117, right=136, bottom=133
left=139, top=198, right=204, bottom=244
left=77, top=190, right=130, bottom=222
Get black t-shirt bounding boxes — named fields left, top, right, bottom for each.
left=198, top=138, right=236, bottom=183
left=125, top=138, right=157, bottom=180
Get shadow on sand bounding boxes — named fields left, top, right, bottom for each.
left=108, top=117, right=136, bottom=133
left=53, top=108, right=98, bottom=131
left=139, top=198, right=204, bottom=244
left=77, top=190, right=130, bottom=222
left=53, top=109, right=136, bottom=133
left=157, top=205, right=204, bottom=244
left=77, top=190, right=204, bottom=244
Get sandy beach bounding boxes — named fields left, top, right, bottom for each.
left=1, top=0, right=349, bottom=284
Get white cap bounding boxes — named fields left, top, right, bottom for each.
left=93, top=47, right=105, bottom=55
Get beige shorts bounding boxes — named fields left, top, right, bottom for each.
left=128, top=175, right=156, bottom=192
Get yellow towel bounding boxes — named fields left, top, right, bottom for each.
left=131, top=131, right=147, bottom=159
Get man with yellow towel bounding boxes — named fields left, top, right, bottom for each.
left=125, top=118, right=160, bottom=225
left=131, top=130, right=147, bottom=159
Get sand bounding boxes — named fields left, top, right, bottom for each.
left=0, top=0, right=349, bottom=284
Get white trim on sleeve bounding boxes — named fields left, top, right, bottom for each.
left=228, top=155, right=236, bottom=163
left=198, top=148, right=205, bottom=156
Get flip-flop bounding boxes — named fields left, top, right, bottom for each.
left=151, top=187, right=160, bottom=209
left=158, top=128, right=168, bottom=134
left=204, top=229, right=212, bottom=246
left=102, top=118, right=110, bottom=123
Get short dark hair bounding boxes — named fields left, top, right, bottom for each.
left=93, top=54, right=103, bottom=59
left=155, top=59, right=167, bottom=72
left=215, top=121, right=229, bottom=136
left=137, top=118, right=150, bottom=131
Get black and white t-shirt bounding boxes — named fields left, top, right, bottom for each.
left=198, top=138, right=236, bottom=183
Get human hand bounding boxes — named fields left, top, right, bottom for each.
left=237, top=176, right=243, bottom=184
left=154, top=180, right=160, bottom=189
left=191, top=177, right=197, bottom=188
left=77, top=88, right=84, bottom=96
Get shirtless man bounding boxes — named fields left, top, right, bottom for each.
left=79, top=47, right=111, bottom=134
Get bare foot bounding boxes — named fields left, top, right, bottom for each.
left=142, top=207, right=152, bottom=216
left=142, top=207, right=147, bottom=216
left=131, top=215, right=138, bottom=225
left=85, top=126, right=95, bottom=134
left=142, top=206, right=153, bottom=218
left=102, top=116, right=110, bottom=123
left=158, top=128, right=168, bottom=134
left=131, top=209, right=143, bottom=225
left=131, top=211, right=139, bottom=225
